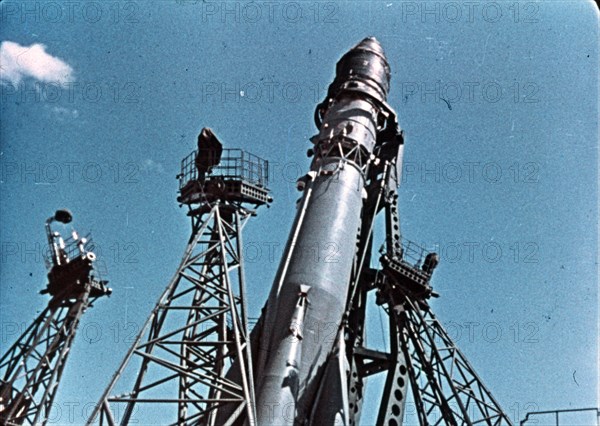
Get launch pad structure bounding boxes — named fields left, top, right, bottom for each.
left=85, top=37, right=513, bottom=425
left=0, top=38, right=522, bottom=426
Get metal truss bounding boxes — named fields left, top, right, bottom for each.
left=0, top=293, right=92, bottom=425
left=0, top=211, right=110, bottom=426
left=345, top=153, right=512, bottom=426
left=89, top=203, right=256, bottom=426
left=390, top=295, right=512, bottom=426
left=348, top=257, right=513, bottom=426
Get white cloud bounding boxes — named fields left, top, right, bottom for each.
left=141, top=159, right=165, bottom=174
left=0, top=41, right=74, bottom=86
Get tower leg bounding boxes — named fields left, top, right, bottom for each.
left=390, top=295, right=513, bottom=425
left=0, top=291, right=91, bottom=425
left=88, top=204, right=256, bottom=425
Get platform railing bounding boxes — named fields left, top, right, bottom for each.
left=394, top=238, right=436, bottom=270
left=42, top=233, right=108, bottom=294
left=179, top=148, right=269, bottom=190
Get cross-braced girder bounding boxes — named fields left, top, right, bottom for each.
left=389, top=295, right=512, bottom=426
left=345, top=151, right=512, bottom=425
left=348, top=261, right=513, bottom=426
left=0, top=294, right=91, bottom=425
left=88, top=203, right=256, bottom=426
left=1, top=212, right=109, bottom=426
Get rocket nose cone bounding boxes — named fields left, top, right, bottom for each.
left=328, top=36, right=392, bottom=103
left=354, top=36, right=385, bottom=57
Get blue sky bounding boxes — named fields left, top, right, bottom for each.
left=0, top=1, right=598, bottom=425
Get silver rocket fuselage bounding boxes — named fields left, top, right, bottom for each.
left=254, top=38, right=392, bottom=424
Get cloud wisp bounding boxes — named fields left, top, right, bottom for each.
left=0, top=41, right=74, bottom=86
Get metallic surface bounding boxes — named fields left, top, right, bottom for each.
left=252, top=37, right=513, bottom=426
left=254, top=37, right=393, bottom=424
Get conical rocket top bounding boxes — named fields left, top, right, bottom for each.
left=324, top=36, right=391, bottom=106
left=353, top=36, right=386, bottom=57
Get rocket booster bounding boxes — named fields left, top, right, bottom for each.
left=254, top=37, right=397, bottom=424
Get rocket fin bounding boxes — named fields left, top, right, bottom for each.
left=307, top=328, right=350, bottom=426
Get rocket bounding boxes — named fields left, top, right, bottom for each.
left=213, top=37, right=402, bottom=425
left=248, top=37, right=400, bottom=425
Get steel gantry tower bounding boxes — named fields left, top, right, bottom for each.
left=0, top=210, right=111, bottom=425
left=88, top=129, right=271, bottom=425
left=344, top=141, right=513, bottom=425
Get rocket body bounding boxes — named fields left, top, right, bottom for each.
left=253, top=38, right=393, bottom=424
